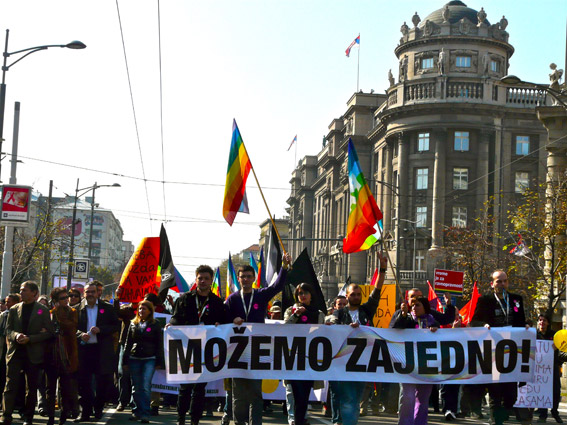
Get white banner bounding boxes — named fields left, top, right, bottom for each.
left=514, top=339, right=554, bottom=409
left=165, top=324, right=536, bottom=385
left=151, top=370, right=327, bottom=401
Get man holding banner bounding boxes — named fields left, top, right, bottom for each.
left=226, top=253, right=291, bottom=425
left=328, top=253, right=386, bottom=425
left=169, top=265, right=231, bottom=425
left=471, top=269, right=529, bottom=425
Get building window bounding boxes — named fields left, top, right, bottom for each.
left=490, top=60, right=499, bottom=72
left=416, top=168, right=428, bottom=190
left=422, top=57, right=434, bottom=69
left=418, top=133, right=429, bottom=152
left=416, top=207, right=427, bottom=228
left=453, top=168, right=468, bottom=190
left=516, top=136, right=530, bottom=155
left=456, top=56, right=471, bottom=68
left=515, top=172, right=529, bottom=193
left=454, top=131, right=470, bottom=151
left=452, top=207, right=467, bottom=228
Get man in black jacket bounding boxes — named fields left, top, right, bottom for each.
left=76, top=281, right=120, bottom=422
left=470, top=269, right=528, bottom=425
left=328, top=253, right=387, bottom=425
left=169, top=265, right=230, bottom=425
left=388, top=287, right=456, bottom=328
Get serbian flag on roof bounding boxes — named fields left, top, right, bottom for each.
left=223, top=120, right=252, bottom=226
left=345, top=34, right=360, bottom=57
left=342, top=139, right=383, bottom=253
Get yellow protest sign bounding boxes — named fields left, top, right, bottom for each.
left=358, top=284, right=396, bottom=328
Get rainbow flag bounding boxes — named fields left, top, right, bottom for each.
left=250, top=252, right=261, bottom=289
left=342, top=139, right=383, bottom=253
left=223, top=120, right=252, bottom=226
left=173, top=267, right=190, bottom=293
left=212, top=267, right=221, bottom=297
left=226, top=253, right=240, bottom=299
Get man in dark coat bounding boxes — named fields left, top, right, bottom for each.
left=470, top=269, right=528, bottom=425
left=76, top=281, right=120, bottom=422
left=169, top=265, right=231, bottom=425
left=1, top=282, right=54, bottom=425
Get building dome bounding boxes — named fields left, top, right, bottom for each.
left=419, top=1, right=489, bottom=27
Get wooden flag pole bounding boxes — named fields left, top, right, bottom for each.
left=248, top=163, right=287, bottom=256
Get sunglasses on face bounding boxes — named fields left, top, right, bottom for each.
left=58, top=295, right=69, bottom=301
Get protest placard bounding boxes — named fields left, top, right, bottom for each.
left=514, top=339, right=554, bottom=409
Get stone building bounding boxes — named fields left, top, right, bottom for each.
left=287, top=1, right=550, bottom=300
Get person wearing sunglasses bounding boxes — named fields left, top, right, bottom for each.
left=68, top=290, right=82, bottom=309
left=44, top=288, right=79, bottom=425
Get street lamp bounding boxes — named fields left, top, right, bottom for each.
left=400, top=218, right=419, bottom=287
left=66, top=180, right=120, bottom=290
left=0, top=29, right=86, bottom=180
left=500, top=75, right=567, bottom=109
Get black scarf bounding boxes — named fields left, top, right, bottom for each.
left=298, top=303, right=320, bottom=324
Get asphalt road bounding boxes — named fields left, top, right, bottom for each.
left=19, top=402, right=567, bottom=425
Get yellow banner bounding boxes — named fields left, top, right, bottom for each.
left=358, top=284, right=396, bottom=328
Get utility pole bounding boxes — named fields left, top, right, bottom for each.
left=0, top=101, right=20, bottom=298
left=40, top=180, right=53, bottom=294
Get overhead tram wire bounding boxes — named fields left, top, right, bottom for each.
left=157, top=0, right=167, bottom=223
left=115, top=0, right=154, bottom=233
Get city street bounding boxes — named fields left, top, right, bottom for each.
left=18, top=403, right=567, bottom=425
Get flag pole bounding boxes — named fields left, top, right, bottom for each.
left=376, top=224, right=399, bottom=287
left=294, top=135, right=298, bottom=170
left=356, top=33, right=360, bottom=92
left=245, top=152, right=287, bottom=255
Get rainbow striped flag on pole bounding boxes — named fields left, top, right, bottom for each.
left=223, top=120, right=252, bottom=226
left=342, top=139, right=383, bottom=253
left=212, top=267, right=222, bottom=298
left=226, top=253, right=240, bottom=299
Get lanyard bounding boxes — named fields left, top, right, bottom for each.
left=240, top=290, right=255, bottom=321
left=494, top=293, right=509, bottom=320
left=195, top=295, right=209, bottom=322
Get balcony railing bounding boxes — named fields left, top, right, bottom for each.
left=399, top=270, right=428, bottom=281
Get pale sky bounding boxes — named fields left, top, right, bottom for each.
left=2, top=0, right=566, bottom=276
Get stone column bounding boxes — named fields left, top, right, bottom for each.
left=397, top=134, right=409, bottom=222
left=477, top=130, right=491, bottom=209
left=383, top=142, right=393, bottom=232
left=430, top=131, right=446, bottom=249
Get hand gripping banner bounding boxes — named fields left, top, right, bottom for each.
left=165, top=324, right=536, bottom=385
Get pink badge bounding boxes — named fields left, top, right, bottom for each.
left=99, top=309, right=104, bottom=314
left=37, top=309, right=43, bottom=315
left=301, top=315, right=308, bottom=322
left=514, top=307, right=519, bottom=312
left=146, top=328, right=152, bottom=332
left=253, top=303, right=259, bottom=310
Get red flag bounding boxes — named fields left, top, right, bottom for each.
left=118, top=237, right=160, bottom=303
left=427, top=280, right=443, bottom=313
left=370, top=268, right=379, bottom=286
left=460, top=282, right=480, bottom=326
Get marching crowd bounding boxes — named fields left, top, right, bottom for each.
left=0, top=252, right=563, bottom=425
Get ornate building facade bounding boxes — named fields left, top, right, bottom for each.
left=287, top=1, right=550, bottom=300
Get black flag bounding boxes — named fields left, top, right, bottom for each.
left=158, top=224, right=176, bottom=301
left=283, top=248, right=326, bottom=315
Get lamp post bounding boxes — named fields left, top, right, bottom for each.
left=400, top=218, right=419, bottom=287
left=66, top=181, right=120, bottom=290
left=1, top=29, right=86, bottom=181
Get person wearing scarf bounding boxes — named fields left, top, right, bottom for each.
left=393, top=296, right=439, bottom=425
left=284, top=283, right=325, bottom=425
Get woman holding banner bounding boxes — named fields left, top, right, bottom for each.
left=284, top=283, right=326, bottom=425
left=123, top=300, right=164, bottom=424
left=393, top=297, right=439, bottom=425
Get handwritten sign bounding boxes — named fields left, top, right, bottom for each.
left=434, top=269, right=464, bottom=295
left=359, top=284, right=396, bottom=328
left=514, top=339, right=554, bottom=409
left=119, top=237, right=160, bottom=302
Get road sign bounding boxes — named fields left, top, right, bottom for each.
left=74, top=259, right=90, bottom=279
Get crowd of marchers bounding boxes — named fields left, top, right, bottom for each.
left=0, top=252, right=564, bottom=425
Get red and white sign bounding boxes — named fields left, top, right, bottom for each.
left=434, top=268, right=464, bottom=295
left=1, top=185, right=31, bottom=224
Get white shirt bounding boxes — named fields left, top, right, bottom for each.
left=348, top=309, right=360, bottom=324
left=85, top=300, right=99, bottom=344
